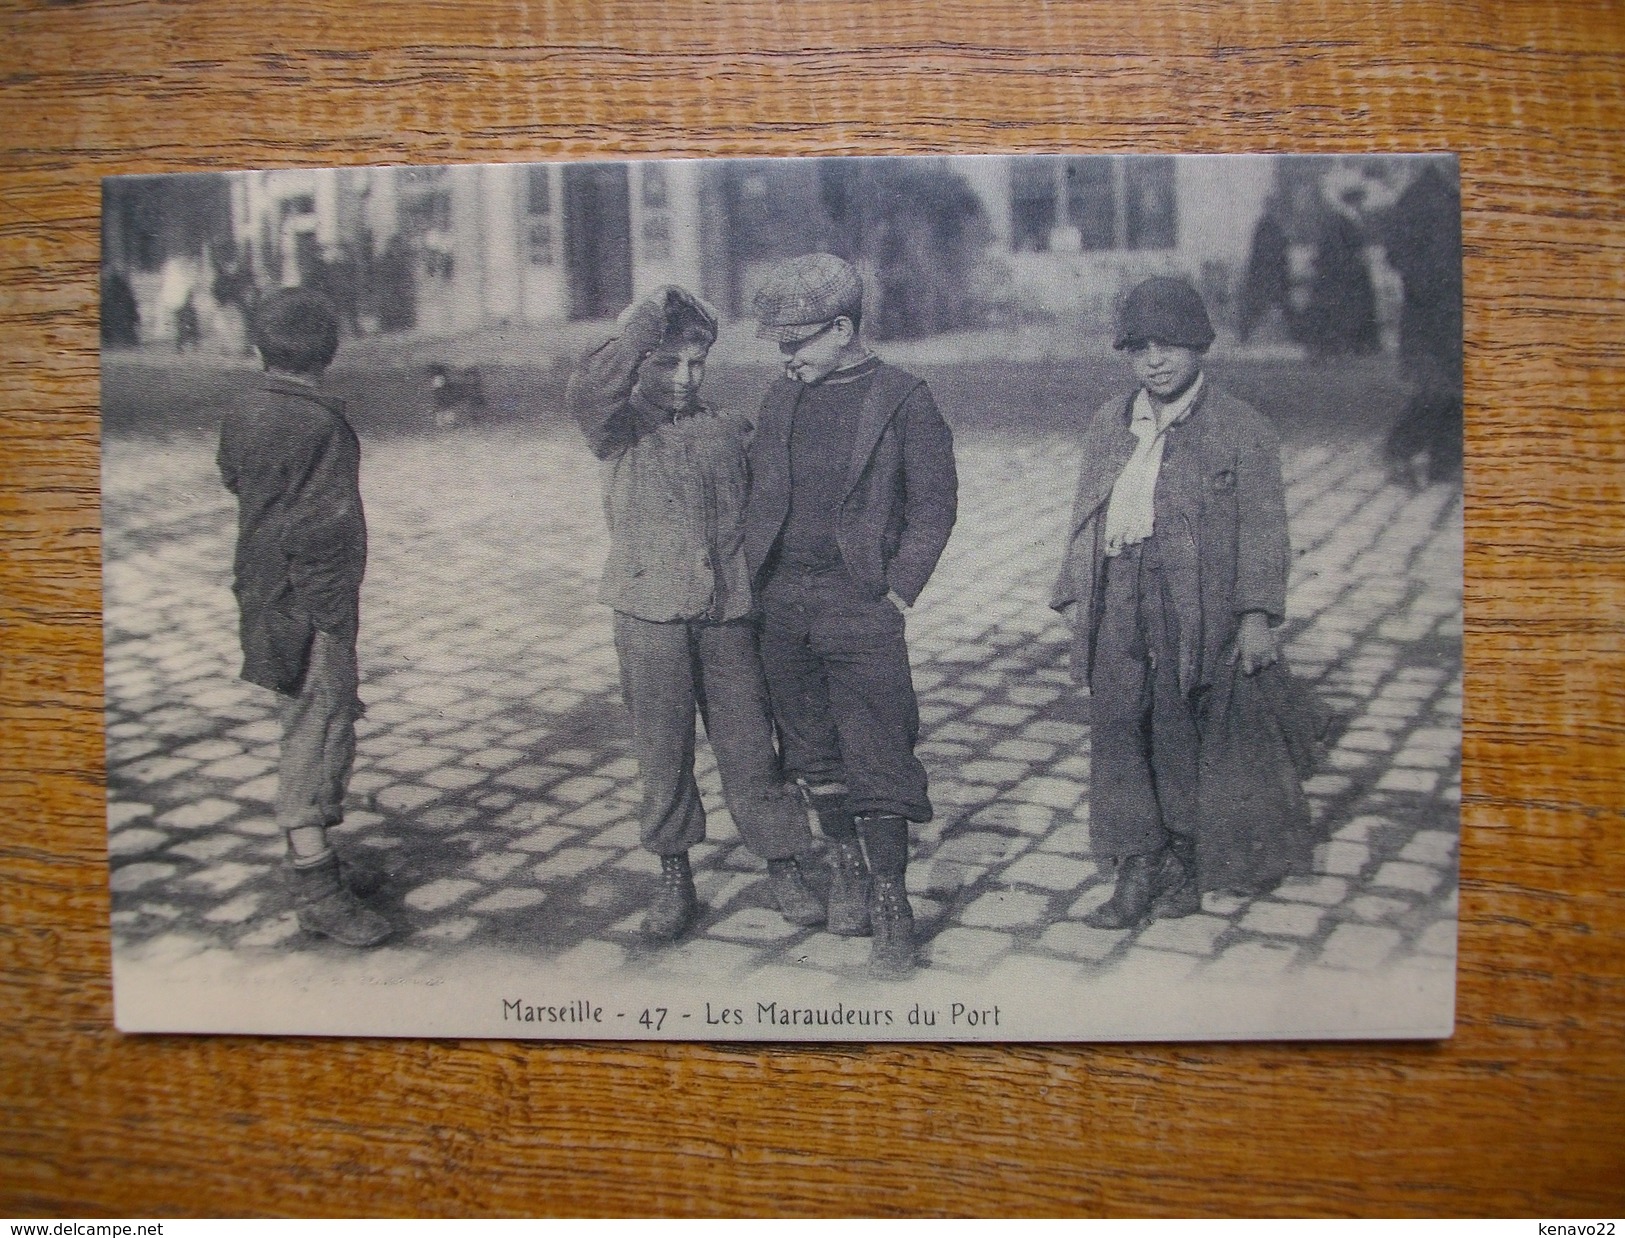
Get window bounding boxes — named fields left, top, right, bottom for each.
left=638, top=163, right=674, bottom=260
left=1007, top=156, right=1178, bottom=252
left=527, top=165, right=551, bottom=216
left=1064, top=157, right=1115, bottom=250
left=399, top=190, right=450, bottom=235
left=398, top=166, right=452, bottom=237
left=641, top=162, right=669, bottom=209
left=1010, top=159, right=1056, bottom=252
left=641, top=212, right=672, bottom=261
left=526, top=166, right=555, bottom=266
left=1124, top=157, right=1176, bottom=250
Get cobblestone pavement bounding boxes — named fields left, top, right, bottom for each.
left=103, top=420, right=1461, bottom=1005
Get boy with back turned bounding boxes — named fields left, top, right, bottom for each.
left=217, top=287, right=390, bottom=948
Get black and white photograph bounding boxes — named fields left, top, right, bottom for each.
left=100, top=152, right=1463, bottom=1040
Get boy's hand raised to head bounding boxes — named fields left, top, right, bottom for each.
left=622, top=293, right=671, bottom=357
left=623, top=286, right=718, bottom=357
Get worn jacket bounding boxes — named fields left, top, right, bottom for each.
left=745, top=362, right=958, bottom=605
left=566, top=330, right=754, bottom=623
left=1051, top=380, right=1289, bottom=694
left=218, top=373, right=368, bottom=694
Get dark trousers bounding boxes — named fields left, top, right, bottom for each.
left=613, top=612, right=813, bottom=860
left=1088, top=541, right=1200, bottom=858
left=758, top=567, right=931, bottom=823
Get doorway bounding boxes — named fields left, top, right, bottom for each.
left=563, top=163, right=633, bottom=321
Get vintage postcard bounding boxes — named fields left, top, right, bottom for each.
left=101, top=152, right=1462, bottom=1040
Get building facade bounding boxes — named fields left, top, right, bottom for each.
left=105, top=154, right=1379, bottom=347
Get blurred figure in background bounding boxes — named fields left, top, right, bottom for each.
left=211, top=243, right=258, bottom=356
left=101, top=266, right=139, bottom=349
left=1237, top=193, right=1292, bottom=346
left=1301, top=186, right=1381, bottom=359
left=1380, top=159, right=1464, bottom=485
left=173, top=293, right=202, bottom=352
left=376, top=234, right=417, bottom=333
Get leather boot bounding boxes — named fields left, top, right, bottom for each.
left=284, top=849, right=385, bottom=899
left=1083, top=851, right=1175, bottom=930
left=767, top=856, right=826, bottom=926
left=643, top=852, right=699, bottom=943
left=337, top=852, right=386, bottom=899
left=868, top=876, right=916, bottom=980
left=292, top=853, right=391, bottom=948
left=826, top=840, right=872, bottom=937
left=1151, top=837, right=1201, bottom=919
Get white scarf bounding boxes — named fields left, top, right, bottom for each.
left=1102, top=372, right=1204, bottom=556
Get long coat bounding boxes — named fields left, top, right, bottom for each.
left=1053, top=379, right=1331, bottom=893
left=218, top=374, right=367, bottom=694
left=1051, top=381, right=1290, bottom=698
left=744, top=361, right=958, bottom=605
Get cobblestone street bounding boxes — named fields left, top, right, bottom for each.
left=102, top=410, right=1462, bottom=1034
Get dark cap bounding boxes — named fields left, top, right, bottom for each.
left=753, top=253, right=864, bottom=342
left=1113, top=276, right=1216, bottom=352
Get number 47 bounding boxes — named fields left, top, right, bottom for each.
left=639, top=1008, right=667, bottom=1032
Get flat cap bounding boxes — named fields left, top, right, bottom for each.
left=1113, top=275, right=1216, bottom=352
left=752, top=253, right=864, bottom=342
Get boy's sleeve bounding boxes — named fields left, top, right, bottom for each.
left=216, top=422, right=240, bottom=495
left=565, top=300, right=669, bottom=460
left=1050, top=523, right=1088, bottom=613
left=885, top=383, right=959, bottom=606
left=1233, top=415, right=1291, bottom=625
left=280, top=421, right=363, bottom=635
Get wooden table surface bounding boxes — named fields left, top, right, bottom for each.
left=2, top=0, right=1621, bottom=1218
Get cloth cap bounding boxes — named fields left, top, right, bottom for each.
left=616, top=285, right=720, bottom=347
left=753, top=253, right=864, bottom=342
left=1113, top=276, right=1216, bottom=351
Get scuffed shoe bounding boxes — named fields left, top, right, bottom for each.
left=1150, top=869, right=1201, bottom=919
left=826, top=840, right=872, bottom=936
left=1150, top=838, right=1199, bottom=919
left=1083, top=851, right=1179, bottom=930
left=292, top=853, right=391, bottom=948
left=768, top=856, right=826, bottom=927
left=868, top=876, right=916, bottom=980
left=642, top=851, right=699, bottom=943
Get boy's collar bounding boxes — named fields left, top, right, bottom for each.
left=265, top=369, right=321, bottom=392
left=264, top=369, right=345, bottom=413
left=817, top=352, right=881, bottom=386
left=1131, top=370, right=1206, bottom=432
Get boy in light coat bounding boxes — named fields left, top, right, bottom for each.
left=567, top=286, right=823, bottom=942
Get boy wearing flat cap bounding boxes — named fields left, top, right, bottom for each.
left=1052, top=275, right=1307, bottom=929
left=744, top=253, right=958, bottom=979
left=567, top=286, right=824, bottom=944
left=218, top=287, right=390, bottom=948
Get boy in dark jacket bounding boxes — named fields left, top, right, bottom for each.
left=744, top=254, right=959, bottom=979
left=217, top=288, right=389, bottom=948
left=566, top=286, right=823, bottom=943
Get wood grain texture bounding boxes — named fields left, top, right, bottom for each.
left=2, top=0, right=1621, bottom=1217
